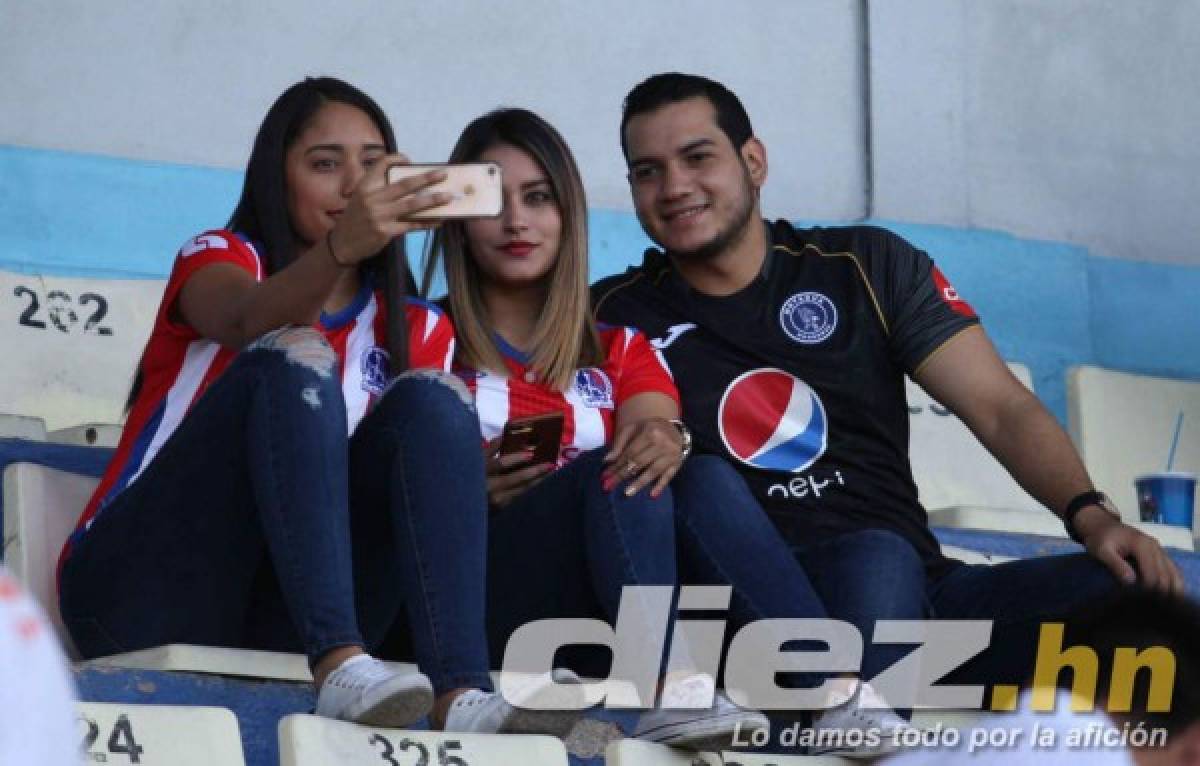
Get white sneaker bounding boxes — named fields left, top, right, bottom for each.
left=632, top=674, right=770, bottom=751
left=809, top=681, right=916, bottom=759
left=445, top=669, right=585, bottom=737
left=315, top=654, right=433, bottom=728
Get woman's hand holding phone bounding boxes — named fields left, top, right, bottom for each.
left=483, top=437, right=555, bottom=509
left=327, top=154, right=452, bottom=265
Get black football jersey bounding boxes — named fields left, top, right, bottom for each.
left=592, top=220, right=980, bottom=577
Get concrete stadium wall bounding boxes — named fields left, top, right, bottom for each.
left=0, top=0, right=866, bottom=223
left=2, top=1, right=1197, bottom=425
left=869, top=0, right=1200, bottom=266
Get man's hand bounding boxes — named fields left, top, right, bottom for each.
left=1073, top=505, right=1185, bottom=593
left=483, top=438, right=554, bottom=509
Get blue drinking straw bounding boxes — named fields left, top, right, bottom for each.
left=1166, top=411, right=1184, bottom=472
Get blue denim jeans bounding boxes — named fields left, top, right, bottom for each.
left=484, top=451, right=831, bottom=680
left=484, top=448, right=677, bottom=674
left=792, top=529, right=1121, bottom=686
left=59, top=330, right=494, bottom=693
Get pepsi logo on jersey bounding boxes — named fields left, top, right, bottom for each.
left=779, top=291, right=838, bottom=344
left=718, top=368, right=828, bottom=473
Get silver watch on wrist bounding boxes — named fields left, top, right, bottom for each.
left=667, top=418, right=693, bottom=461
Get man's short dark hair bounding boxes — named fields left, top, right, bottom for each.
left=620, top=73, right=754, bottom=160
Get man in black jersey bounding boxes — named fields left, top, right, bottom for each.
left=593, top=72, right=1184, bottom=743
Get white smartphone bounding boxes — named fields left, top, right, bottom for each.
left=386, top=162, right=503, bottom=219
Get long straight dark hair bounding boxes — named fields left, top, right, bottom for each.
left=128, top=77, right=413, bottom=409
left=228, top=76, right=413, bottom=368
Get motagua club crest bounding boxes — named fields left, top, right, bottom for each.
left=779, top=291, right=838, bottom=344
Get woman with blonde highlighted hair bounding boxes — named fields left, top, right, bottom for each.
left=423, top=108, right=830, bottom=749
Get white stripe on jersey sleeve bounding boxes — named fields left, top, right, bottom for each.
left=562, top=376, right=607, bottom=456
left=129, top=338, right=221, bottom=485
left=342, top=294, right=379, bottom=435
left=443, top=338, right=456, bottom=373
left=472, top=372, right=510, bottom=442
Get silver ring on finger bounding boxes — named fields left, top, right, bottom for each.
left=623, top=461, right=639, bottom=478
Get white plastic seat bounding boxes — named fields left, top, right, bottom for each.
left=47, top=422, right=123, bottom=448
left=1, top=462, right=387, bottom=679
left=604, top=740, right=725, bottom=765
left=78, top=701, right=245, bottom=766
left=0, top=269, right=163, bottom=430
left=938, top=544, right=1014, bottom=566
left=0, top=413, right=47, bottom=441
left=279, top=713, right=571, bottom=766
left=1068, top=365, right=1200, bottom=537
left=930, top=506, right=1194, bottom=551
left=907, top=363, right=1043, bottom=516
left=606, top=739, right=853, bottom=764
left=2, top=462, right=98, bottom=656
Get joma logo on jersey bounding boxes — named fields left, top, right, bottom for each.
left=651, top=323, right=697, bottom=350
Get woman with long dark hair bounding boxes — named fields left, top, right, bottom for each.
left=56, top=78, right=560, bottom=734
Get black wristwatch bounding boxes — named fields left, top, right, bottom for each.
left=1062, top=490, right=1120, bottom=543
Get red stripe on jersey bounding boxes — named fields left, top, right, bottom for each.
left=459, top=324, right=677, bottom=467
left=931, top=266, right=976, bottom=318
left=722, top=369, right=795, bottom=458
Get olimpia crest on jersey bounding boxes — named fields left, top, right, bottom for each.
left=779, top=291, right=838, bottom=344
left=360, top=346, right=390, bottom=395
left=573, top=367, right=614, bottom=408
left=718, top=368, right=828, bottom=472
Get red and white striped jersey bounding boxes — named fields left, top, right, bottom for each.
left=65, top=229, right=453, bottom=564
left=455, top=325, right=679, bottom=467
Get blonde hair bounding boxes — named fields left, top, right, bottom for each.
left=422, top=108, right=601, bottom=391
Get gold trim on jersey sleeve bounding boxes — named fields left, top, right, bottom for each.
left=911, top=324, right=984, bottom=376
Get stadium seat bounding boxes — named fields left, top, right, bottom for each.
left=0, top=412, right=47, bottom=440
left=48, top=422, right=123, bottom=447
left=929, top=506, right=1194, bottom=551
left=78, top=701, right=246, bottom=766
left=1068, top=365, right=1200, bottom=537
left=278, top=713, right=571, bottom=766
left=606, top=739, right=856, bottom=764
left=907, top=363, right=1043, bottom=514
left=0, top=269, right=162, bottom=430
left=938, top=544, right=1014, bottom=566
left=604, top=739, right=723, bottom=765
left=720, top=754, right=853, bottom=765
left=89, top=644, right=318, bottom=682
left=2, top=462, right=97, bottom=656
left=912, top=363, right=1196, bottom=550
left=2, top=461, right=363, bottom=679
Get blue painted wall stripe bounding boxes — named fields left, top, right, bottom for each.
left=3, top=144, right=1198, bottom=426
